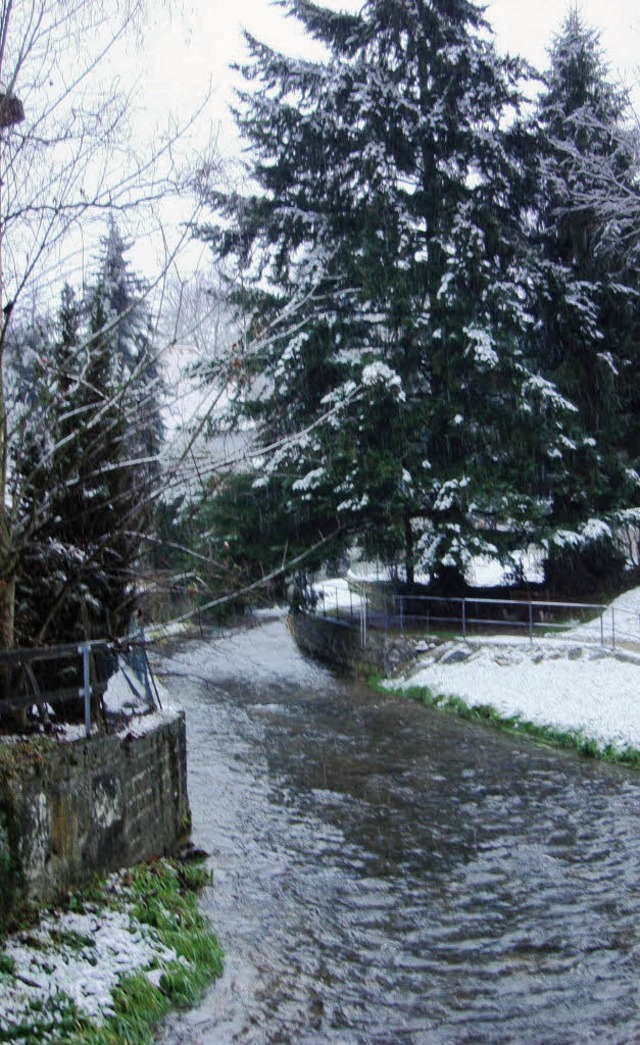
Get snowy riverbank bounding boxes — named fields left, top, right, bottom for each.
left=0, top=859, right=223, bottom=1044
left=381, top=587, right=640, bottom=755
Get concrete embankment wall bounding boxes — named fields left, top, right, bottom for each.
left=0, top=713, right=190, bottom=930
left=289, top=611, right=416, bottom=677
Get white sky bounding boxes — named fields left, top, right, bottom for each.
left=140, top=0, right=639, bottom=155
left=123, top=0, right=639, bottom=278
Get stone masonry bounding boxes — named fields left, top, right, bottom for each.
left=0, top=712, right=190, bottom=928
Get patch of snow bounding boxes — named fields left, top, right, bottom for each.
left=118, top=707, right=180, bottom=738
left=464, top=325, right=498, bottom=368
left=0, top=896, right=180, bottom=1037
left=382, top=586, right=640, bottom=752
left=292, top=467, right=326, bottom=493
left=465, top=548, right=545, bottom=587
left=45, top=706, right=179, bottom=745
left=313, top=578, right=364, bottom=612
left=104, top=663, right=146, bottom=714
left=361, top=362, right=405, bottom=399
left=346, top=564, right=431, bottom=585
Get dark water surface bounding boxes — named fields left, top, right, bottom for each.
left=155, top=614, right=640, bottom=1044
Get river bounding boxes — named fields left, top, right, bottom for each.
left=155, top=612, right=640, bottom=1044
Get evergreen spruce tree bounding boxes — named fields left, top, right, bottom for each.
left=534, top=11, right=640, bottom=593
left=13, top=224, right=164, bottom=644
left=202, top=0, right=581, bottom=588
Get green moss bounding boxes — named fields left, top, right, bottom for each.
left=371, top=677, right=640, bottom=769
left=0, top=737, right=54, bottom=773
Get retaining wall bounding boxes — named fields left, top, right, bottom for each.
left=289, top=611, right=417, bottom=676
left=0, top=712, right=190, bottom=929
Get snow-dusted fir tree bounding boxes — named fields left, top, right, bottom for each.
left=12, top=287, right=90, bottom=643
left=200, top=0, right=579, bottom=586
left=86, top=220, right=165, bottom=480
left=13, top=226, right=164, bottom=644
left=534, top=11, right=640, bottom=590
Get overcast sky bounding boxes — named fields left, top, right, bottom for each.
left=140, top=0, right=639, bottom=153
left=125, top=0, right=638, bottom=277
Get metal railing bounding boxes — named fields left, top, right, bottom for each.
left=311, top=584, right=640, bottom=651
left=0, top=635, right=160, bottom=737
left=313, top=585, right=364, bottom=625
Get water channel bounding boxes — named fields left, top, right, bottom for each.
left=155, top=613, right=640, bottom=1044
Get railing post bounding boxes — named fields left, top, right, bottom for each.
left=601, top=610, right=605, bottom=648
left=529, top=601, right=534, bottom=644
left=360, top=591, right=367, bottom=649
left=400, top=596, right=404, bottom=638
left=462, top=599, right=467, bottom=642
left=612, top=607, right=616, bottom=651
left=79, top=643, right=92, bottom=738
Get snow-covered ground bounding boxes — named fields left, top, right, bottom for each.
left=381, top=587, right=640, bottom=753
left=346, top=547, right=545, bottom=588
left=313, top=577, right=363, bottom=614
left=565, top=585, right=640, bottom=646
left=314, top=569, right=640, bottom=753
left=0, top=874, right=180, bottom=1042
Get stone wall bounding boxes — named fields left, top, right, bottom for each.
left=289, top=611, right=417, bottom=677
left=0, top=712, right=190, bottom=929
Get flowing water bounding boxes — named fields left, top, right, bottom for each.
left=155, top=613, right=640, bottom=1044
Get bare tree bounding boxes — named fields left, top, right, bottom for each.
left=0, top=0, right=214, bottom=647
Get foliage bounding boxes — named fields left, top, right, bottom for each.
left=198, top=0, right=593, bottom=589
left=11, top=222, right=164, bottom=644
left=190, top=471, right=344, bottom=603
left=0, top=0, right=210, bottom=649
left=533, top=11, right=640, bottom=590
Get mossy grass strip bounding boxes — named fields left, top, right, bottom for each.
left=0, top=857, right=223, bottom=1045
left=370, top=676, right=640, bottom=769
left=70, top=859, right=224, bottom=1044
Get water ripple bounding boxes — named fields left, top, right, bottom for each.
left=156, top=619, right=640, bottom=1045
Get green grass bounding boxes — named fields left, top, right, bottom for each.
left=0, top=858, right=224, bottom=1045
left=371, top=677, right=640, bottom=770
left=73, top=973, right=170, bottom=1045
left=70, top=860, right=224, bottom=1044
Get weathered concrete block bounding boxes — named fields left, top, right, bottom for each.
left=0, top=713, right=190, bottom=930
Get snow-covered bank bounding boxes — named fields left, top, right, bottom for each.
left=0, top=860, right=223, bottom=1044
left=381, top=587, right=640, bottom=756
left=383, top=641, right=640, bottom=752
left=1, top=900, right=175, bottom=1032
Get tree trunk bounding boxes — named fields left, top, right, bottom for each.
left=0, top=574, right=14, bottom=649
left=0, top=357, right=14, bottom=650
left=404, top=508, right=415, bottom=590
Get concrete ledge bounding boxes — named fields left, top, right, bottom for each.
left=0, top=713, right=190, bottom=929
left=289, top=611, right=416, bottom=676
